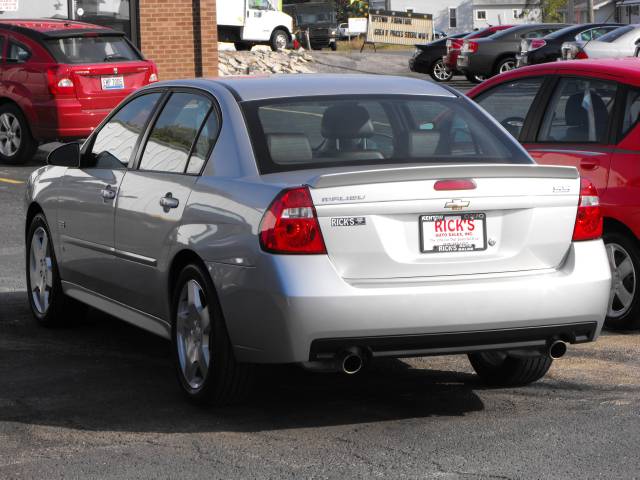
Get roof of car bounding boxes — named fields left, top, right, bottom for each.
left=0, top=19, right=120, bottom=39
left=468, top=58, right=640, bottom=96
left=156, top=74, right=458, bottom=102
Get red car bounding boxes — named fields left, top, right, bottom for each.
left=0, top=19, right=158, bottom=164
left=444, top=25, right=514, bottom=82
left=468, top=58, right=640, bottom=329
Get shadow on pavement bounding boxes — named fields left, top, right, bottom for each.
left=0, top=291, right=484, bottom=434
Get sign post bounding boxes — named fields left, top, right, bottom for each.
left=363, top=9, right=433, bottom=52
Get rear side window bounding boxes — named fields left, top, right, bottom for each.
left=139, top=92, right=213, bottom=173
left=538, top=77, right=617, bottom=143
left=474, top=77, right=545, bottom=139
left=598, top=26, right=633, bottom=43
left=7, top=42, right=30, bottom=62
left=89, top=93, right=161, bottom=168
left=44, top=35, right=141, bottom=64
left=242, top=95, right=532, bottom=174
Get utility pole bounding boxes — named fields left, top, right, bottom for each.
left=587, top=0, right=594, bottom=22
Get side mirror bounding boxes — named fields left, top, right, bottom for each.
left=47, top=142, right=81, bottom=168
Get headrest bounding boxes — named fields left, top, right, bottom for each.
left=267, top=134, right=312, bottom=164
left=407, top=131, right=441, bottom=157
left=565, top=91, right=607, bottom=127
left=321, top=104, right=375, bottom=139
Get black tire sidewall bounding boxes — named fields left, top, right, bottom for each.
left=271, top=29, right=288, bottom=51
left=171, top=263, right=240, bottom=404
left=0, top=103, right=35, bottom=165
left=26, top=213, right=63, bottom=325
left=603, top=231, right=640, bottom=330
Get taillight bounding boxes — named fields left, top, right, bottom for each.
left=572, top=178, right=602, bottom=241
left=148, top=62, right=159, bottom=83
left=575, top=50, right=589, bottom=59
left=530, top=39, right=546, bottom=50
left=463, top=41, right=478, bottom=54
left=259, top=186, right=326, bottom=254
left=434, top=179, right=476, bottom=191
left=446, top=39, right=452, bottom=49
left=47, top=67, right=75, bottom=97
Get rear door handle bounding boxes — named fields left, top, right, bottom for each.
left=580, top=158, right=600, bottom=170
left=160, top=193, right=179, bottom=211
left=100, top=185, right=117, bottom=201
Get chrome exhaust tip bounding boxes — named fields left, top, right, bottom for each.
left=339, top=349, right=364, bottom=375
left=548, top=340, right=568, bottom=360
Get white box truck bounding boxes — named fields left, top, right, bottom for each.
left=218, top=0, right=294, bottom=51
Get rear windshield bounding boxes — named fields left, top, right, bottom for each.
left=44, top=35, right=142, bottom=64
left=544, top=25, right=583, bottom=40
left=242, top=95, right=532, bottom=174
left=598, top=25, right=633, bottom=42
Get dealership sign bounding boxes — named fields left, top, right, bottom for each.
left=0, top=0, right=17, bottom=11
left=366, top=10, right=433, bottom=46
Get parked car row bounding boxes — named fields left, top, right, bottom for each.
left=412, top=22, right=640, bottom=84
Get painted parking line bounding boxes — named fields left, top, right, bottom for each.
left=0, top=177, right=24, bottom=185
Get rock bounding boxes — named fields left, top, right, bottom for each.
left=217, top=48, right=316, bottom=76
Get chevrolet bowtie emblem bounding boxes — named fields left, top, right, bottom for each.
left=444, top=199, right=470, bottom=210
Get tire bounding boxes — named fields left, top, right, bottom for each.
left=171, top=263, right=253, bottom=405
left=429, top=59, right=453, bottom=82
left=270, top=29, right=289, bottom=51
left=0, top=103, right=36, bottom=165
left=26, top=213, right=85, bottom=327
left=234, top=42, right=252, bottom=51
left=494, top=57, right=516, bottom=76
left=604, top=231, right=640, bottom=330
left=465, top=72, right=484, bottom=84
left=468, top=351, right=552, bottom=386
left=330, top=42, right=337, bottom=51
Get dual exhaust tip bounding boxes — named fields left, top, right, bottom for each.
left=335, top=340, right=567, bottom=375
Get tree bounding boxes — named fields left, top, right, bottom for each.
left=336, top=0, right=369, bottom=22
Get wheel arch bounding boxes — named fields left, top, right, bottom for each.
left=168, top=249, right=209, bottom=303
left=271, top=26, right=292, bottom=41
left=25, top=201, right=44, bottom=236
left=492, top=53, right=517, bottom=75
left=604, top=217, right=640, bottom=246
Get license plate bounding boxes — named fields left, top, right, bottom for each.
left=101, top=76, right=125, bottom=90
left=420, top=213, right=486, bottom=253
left=457, top=56, right=468, bottom=67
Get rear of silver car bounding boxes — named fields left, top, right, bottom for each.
left=216, top=85, right=610, bottom=382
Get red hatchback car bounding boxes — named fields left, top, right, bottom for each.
left=444, top=25, right=514, bottom=82
left=468, top=58, right=640, bottom=329
left=0, top=19, right=158, bottom=164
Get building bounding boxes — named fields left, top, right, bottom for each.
left=0, top=0, right=218, bottom=80
left=370, top=0, right=540, bottom=34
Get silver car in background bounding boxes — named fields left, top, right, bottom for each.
left=562, top=24, right=640, bottom=60
left=25, top=75, right=611, bottom=405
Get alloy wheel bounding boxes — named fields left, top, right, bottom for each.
left=607, top=242, right=636, bottom=318
left=0, top=112, right=21, bottom=157
left=499, top=60, right=516, bottom=74
left=29, top=227, right=53, bottom=314
left=433, top=60, right=452, bottom=81
left=176, top=279, right=211, bottom=390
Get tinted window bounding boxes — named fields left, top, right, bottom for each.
left=598, top=25, right=633, bottom=42
left=7, top=42, right=30, bottom=62
left=45, top=35, right=141, bottom=64
left=186, top=112, right=220, bottom=174
left=622, top=89, right=640, bottom=138
left=139, top=93, right=212, bottom=173
left=538, top=78, right=617, bottom=143
left=475, top=77, right=545, bottom=139
left=243, top=95, right=531, bottom=173
left=90, top=93, right=160, bottom=169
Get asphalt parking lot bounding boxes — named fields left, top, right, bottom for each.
left=0, top=109, right=639, bottom=477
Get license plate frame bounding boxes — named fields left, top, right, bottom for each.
left=101, top=75, right=125, bottom=90
left=419, top=212, right=487, bottom=254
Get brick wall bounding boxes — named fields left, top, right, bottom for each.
left=139, top=0, right=218, bottom=80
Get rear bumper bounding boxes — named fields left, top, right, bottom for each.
left=32, top=99, right=115, bottom=142
left=457, top=53, right=492, bottom=77
left=211, top=240, right=610, bottom=364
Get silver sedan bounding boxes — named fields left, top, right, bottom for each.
left=25, top=74, right=611, bottom=405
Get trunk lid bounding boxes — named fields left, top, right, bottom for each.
left=69, top=61, right=152, bottom=109
left=307, top=164, right=580, bottom=280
